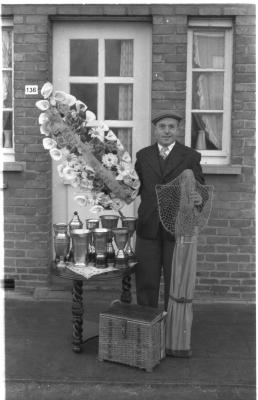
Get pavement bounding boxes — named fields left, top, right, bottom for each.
left=3, top=289, right=256, bottom=400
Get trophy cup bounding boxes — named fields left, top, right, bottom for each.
left=71, top=229, right=91, bottom=266
left=85, top=218, right=100, bottom=264
left=53, top=223, right=70, bottom=269
left=100, top=215, right=120, bottom=267
left=121, top=217, right=137, bottom=264
left=92, top=228, right=109, bottom=268
left=112, top=228, right=129, bottom=268
left=68, top=211, right=83, bottom=262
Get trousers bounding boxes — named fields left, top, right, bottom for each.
left=135, top=226, right=175, bottom=310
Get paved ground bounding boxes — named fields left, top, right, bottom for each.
left=3, top=291, right=256, bottom=400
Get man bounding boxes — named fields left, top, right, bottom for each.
left=135, top=111, right=205, bottom=310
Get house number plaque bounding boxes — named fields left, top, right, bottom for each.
left=25, top=85, right=38, bottom=95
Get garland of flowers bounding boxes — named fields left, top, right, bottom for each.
left=36, top=82, right=140, bottom=212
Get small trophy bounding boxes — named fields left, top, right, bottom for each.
left=112, top=228, right=129, bottom=268
left=53, top=223, right=70, bottom=269
left=86, top=218, right=100, bottom=263
left=100, top=215, right=120, bottom=267
left=92, top=228, right=109, bottom=268
left=121, top=217, right=137, bottom=264
left=71, top=229, right=91, bottom=266
left=68, top=211, right=83, bottom=262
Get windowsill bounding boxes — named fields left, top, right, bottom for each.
left=3, top=161, right=25, bottom=172
left=202, top=164, right=242, bottom=175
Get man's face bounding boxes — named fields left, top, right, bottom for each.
left=154, top=117, right=179, bottom=147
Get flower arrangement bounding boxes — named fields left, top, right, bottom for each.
left=36, top=82, right=140, bottom=212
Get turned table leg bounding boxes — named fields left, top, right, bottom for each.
left=120, top=274, right=132, bottom=304
left=72, top=280, right=84, bottom=353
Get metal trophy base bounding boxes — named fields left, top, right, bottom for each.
left=95, top=256, right=107, bottom=269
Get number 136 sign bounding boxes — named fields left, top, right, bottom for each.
left=25, top=85, right=38, bottom=95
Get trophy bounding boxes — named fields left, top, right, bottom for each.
left=71, top=229, right=91, bottom=266
left=121, top=217, right=137, bottom=264
left=92, top=228, right=109, bottom=268
left=68, top=211, right=83, bottom=262
left=85, top=218, right=100, bottom=263
left=100, top=215, right=120, bottom=267
left=53, top=223, right=70, bottom=269
left=112, top=228, right=129, bottom=267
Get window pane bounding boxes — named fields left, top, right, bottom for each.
left=3, top=71, right=12, bottom=108
left=193, top=31, right=225, bottom=69
left=105, top=84, right=133, bottom=120
left=2, top=28, right=12, bottom=68
left=192, top=72, right=224, bottom=110
left=70, top=84, right=97, bottom=116
left=3, top=111, right=13, bottom=148
left=191, top=113, right=223, bottom=150
left=105, top=40, right=133, bottom=77
left=111, top=128, right=132, bottom=156
left=70, top=39, right=98, bottom=76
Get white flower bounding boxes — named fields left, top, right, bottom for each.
left=57, top=163, right=66, bottom=178
left=49, top=97, right=56, bottom=106
left=53, top=91, right=67, bottom=103
left=74, top=194, right=87, bottom=207
left=116, top=139, right=124, bottom=151
left=91, top=126, right=105, bottom=142
left=102, top=153, right=118, bottom=168
left=99, top=121, right=109, bottom=132
left=66, top=94, right=76, bottom=107
left=35, top=100, right=49, bottom=111
left=50, top=148, right=63, bottom=161
left=38, top=113, right=48, bottom=125
left=105, top=130, right=117, bottom=141
left=85, top=110, right=96, bottom=122
left=89, top=205, right=104, bottom=213
left=40, top=123, right=50, bottom=136
left=75, top=100, right=87, bottom=112
left=122, top=151, right=131, bottom=163
left=42, top=137, right=57, bottom=150
left=41, top=82, right=53, bottom=99
left=62, top=166, right=77, bottom=181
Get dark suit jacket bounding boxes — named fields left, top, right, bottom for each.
left=135, top=141, right=206, bottom=240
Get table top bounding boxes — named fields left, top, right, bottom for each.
left=51, top=261, right=137, bottom=282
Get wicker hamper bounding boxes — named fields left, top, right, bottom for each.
left=98, top=303, right=166, bottom=372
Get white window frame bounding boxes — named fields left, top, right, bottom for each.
left=185, top=18, right=233, bottom=165
left=1, top=18, right=14, bottom=162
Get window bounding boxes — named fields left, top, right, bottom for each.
left=1, top=18, right=14, bottom=161
left=69, top=37, right=134, bottom=156
left=185, top=19, right=233, bottom=165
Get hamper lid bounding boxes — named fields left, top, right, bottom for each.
left=100, top=303, right=164, bottom=324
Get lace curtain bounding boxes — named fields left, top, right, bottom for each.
left=2, top=28, right=12, bottom=107
left=193, top=32, right=224, bottom=150
left=118, top=41, right=133, bottom=154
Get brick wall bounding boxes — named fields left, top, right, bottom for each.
left=2, top=4, right=255, bottom=301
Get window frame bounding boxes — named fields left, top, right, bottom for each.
left=1, top=17, right=14, bottom=161
left=185, top=18, right=233, bottom=165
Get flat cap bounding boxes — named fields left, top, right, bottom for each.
left=152, top=111, right=183, bottom=125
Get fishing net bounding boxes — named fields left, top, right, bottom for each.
left=155, top=169, right=213, bottom=237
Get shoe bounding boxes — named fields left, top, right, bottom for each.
left=166, top=349, right=192, bottom=358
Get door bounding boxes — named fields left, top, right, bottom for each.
left=52, top=21, right=152, bottom=224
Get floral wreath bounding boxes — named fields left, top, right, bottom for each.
left=36, top=82, right=140, bottom=213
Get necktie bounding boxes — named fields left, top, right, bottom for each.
left=160, top=146, right=169, bottom=160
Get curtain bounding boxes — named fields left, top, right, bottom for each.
left=2, top=29, right=12, bottom=107
left=118, top=41, right=133, bottom=155
left=193, top=32, right=224, bottom=150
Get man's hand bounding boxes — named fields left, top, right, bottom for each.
left=190, top=191, right=202, bottom=206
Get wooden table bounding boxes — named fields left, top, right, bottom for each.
left=51, top=261, right=136, bottom=353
